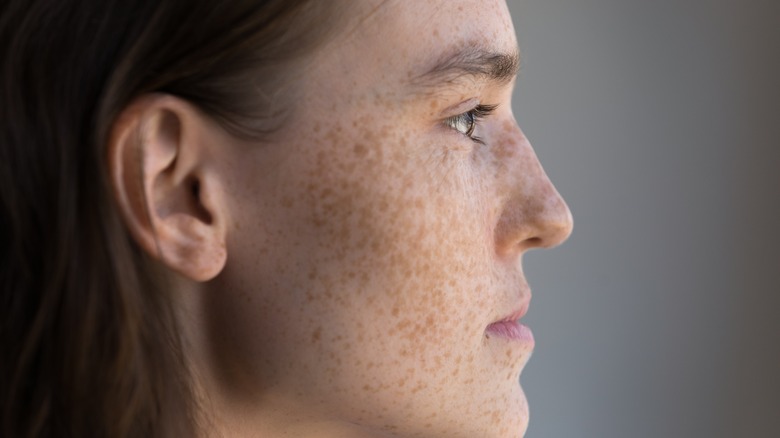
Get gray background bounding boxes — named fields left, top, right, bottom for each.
left=508, top=0, right=780, bottom=437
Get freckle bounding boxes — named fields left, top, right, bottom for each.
left=411, top=382, right=427, bottom=394
left=310, top=327, right=321, bottom=343
left=353, top=143, right=368, bottom=157
left=395, top=318, right=411, bottom=331
left=320, top=187, right=334, bottom=198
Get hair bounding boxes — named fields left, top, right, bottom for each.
left=0, top=1, right=338, bottom=436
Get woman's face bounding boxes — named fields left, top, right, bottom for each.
left=203, top=0, right=572, bottom=436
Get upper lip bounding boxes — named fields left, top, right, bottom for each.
left=492, top=300, right=530, bottom=324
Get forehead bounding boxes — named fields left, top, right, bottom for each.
left=307, top=0, right=517, bottom=97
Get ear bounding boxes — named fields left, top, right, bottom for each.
left=108, top=94, right=228, bottom=282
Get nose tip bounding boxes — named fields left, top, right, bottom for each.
left=494, top=182, right=573, bottom=255
left=534, top=189, right=574, bottom=249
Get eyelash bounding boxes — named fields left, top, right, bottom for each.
left=444, top=103, right=497, bottom=145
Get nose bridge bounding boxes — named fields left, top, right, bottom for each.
left=494, top=124, right=573, bottom=256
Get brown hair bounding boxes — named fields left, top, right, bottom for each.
left=0, top=1, right=337, bottom=436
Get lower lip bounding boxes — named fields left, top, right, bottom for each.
left=486, top=320, right=535, bottom=343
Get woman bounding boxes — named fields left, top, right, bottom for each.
left=1, top=0, right=572, bottom=436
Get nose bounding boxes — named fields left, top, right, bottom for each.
left=493, top=124, right=573, bottom=256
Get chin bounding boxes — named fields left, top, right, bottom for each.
left=498, top=382, right=531, bottom=438
left=470, top=384, right=530, bottom=438
left=510, top=384, right=531, bottom=438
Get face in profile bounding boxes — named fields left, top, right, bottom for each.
left=193, top=0, right=572, bottom=436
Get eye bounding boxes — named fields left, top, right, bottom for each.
left=444, top=104, right=497, bottom=144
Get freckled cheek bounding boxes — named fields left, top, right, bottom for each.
left=254, top=147, right=524, bottom=431
left=284, top=129, right=492, bottom=325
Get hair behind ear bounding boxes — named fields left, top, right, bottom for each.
left=0, top=142, right=196, bottom=437
left=1, top=0, right=334, bottom=435
left=1, top=3, right=196, bottom=434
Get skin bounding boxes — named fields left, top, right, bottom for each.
left=112, top=0, right=572, bottom=437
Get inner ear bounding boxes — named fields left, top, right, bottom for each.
left=187, top=178, right=213, bottom=225
left=147, top=109, right=210, bottom=225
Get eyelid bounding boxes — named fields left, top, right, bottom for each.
left=440, top=97, right=481, bottom=119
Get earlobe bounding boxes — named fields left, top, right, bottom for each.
left=108, top=94, right=228, bottom=282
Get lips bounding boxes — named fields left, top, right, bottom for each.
left=485, top=302, right=534, bottom=343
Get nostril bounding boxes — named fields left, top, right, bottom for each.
left=524, top=237, right=542, bottom=248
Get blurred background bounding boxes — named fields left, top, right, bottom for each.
left=508, top=0, right=780, bottom=437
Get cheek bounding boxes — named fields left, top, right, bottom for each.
left=300, top=136, right=460, bottom=292
left=219, top=115, right=525, bottom=435
left=301, top=122, right=492, bottom=297
left=291, top=127, right=500, bottom=386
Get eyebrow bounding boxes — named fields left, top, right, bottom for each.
left=411, top=46, right=521, bottom=91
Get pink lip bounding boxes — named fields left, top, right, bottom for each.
left=486, top=320, right=534, bottom=343
left=485, top=303, right=534, bottom=343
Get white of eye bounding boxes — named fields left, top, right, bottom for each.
left=445, top=112, right=475, bottom=136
